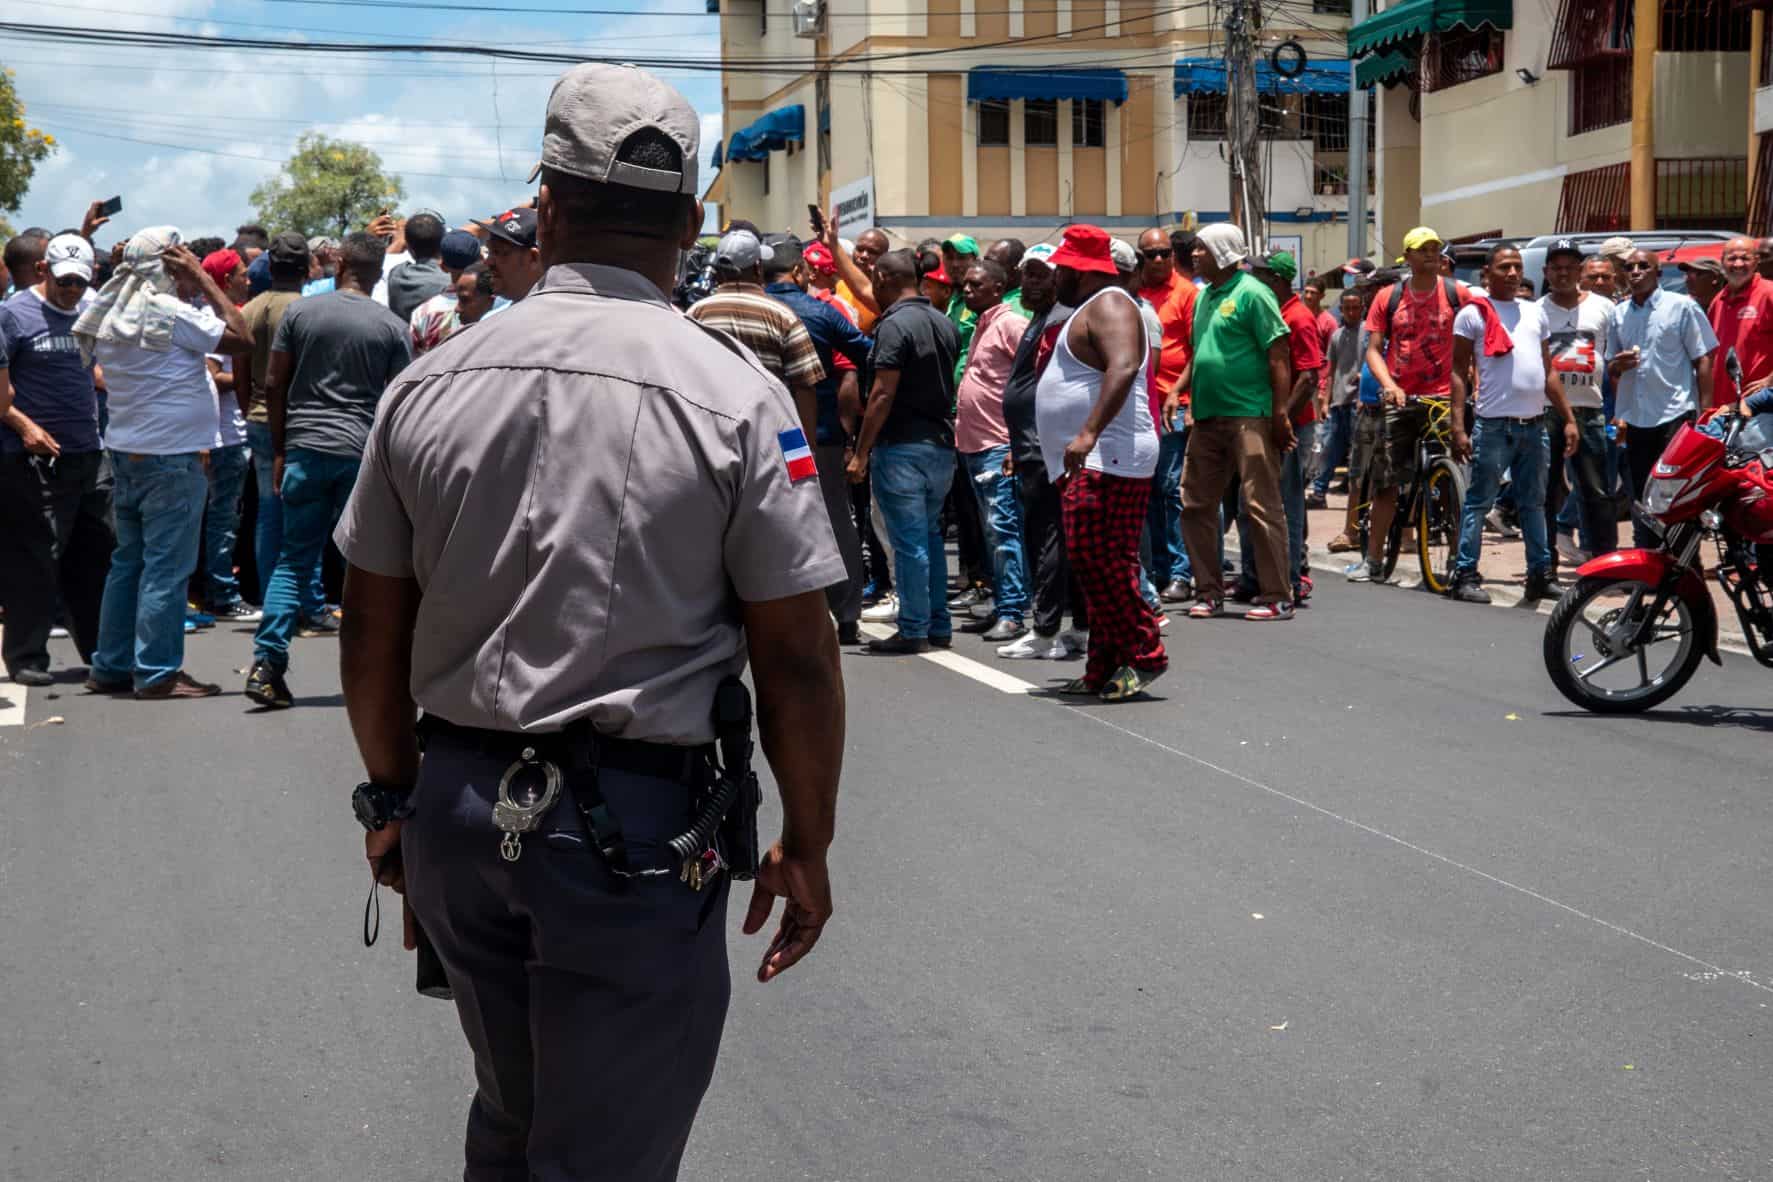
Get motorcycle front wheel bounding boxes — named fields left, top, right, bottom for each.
left=1544, top=575, right=1705, bottom=713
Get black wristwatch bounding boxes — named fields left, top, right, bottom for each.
left=352, top=781, right=414, bottom=832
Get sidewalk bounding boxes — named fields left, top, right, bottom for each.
left=1297, top=490, right=1753, bottom=647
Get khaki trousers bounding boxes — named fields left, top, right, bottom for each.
left=1179, top=416, right=1292, bottom=604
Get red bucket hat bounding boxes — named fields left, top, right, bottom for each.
left=1048, top=224, right=1119, bottom=276
left=802, top=240, right=838, bottom=277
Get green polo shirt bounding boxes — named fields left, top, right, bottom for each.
left=1189, top=270, right=1288, bottom=420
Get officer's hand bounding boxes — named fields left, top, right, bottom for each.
left=743, top=842, right=832, bottom=983
left=366, top=821, right=405, bottom=892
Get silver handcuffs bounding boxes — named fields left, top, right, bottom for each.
left=492, top=747, right=563, bottom=862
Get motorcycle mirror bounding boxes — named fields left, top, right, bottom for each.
left=1726, top=348, right=1743, bottom=383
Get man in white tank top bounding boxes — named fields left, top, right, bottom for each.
left=1033, top=225, right=1167, bottom=702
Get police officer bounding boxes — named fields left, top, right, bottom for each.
left=333, top=64, right=847, bottom=1182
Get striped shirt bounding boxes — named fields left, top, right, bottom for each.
left=687, top=282, right=825, bottom=390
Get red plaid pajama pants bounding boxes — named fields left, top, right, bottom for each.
left=1059, top=469, right=1167, bottom=688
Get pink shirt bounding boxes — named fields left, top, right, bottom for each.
left=955, top=301, right=1031, bottom=453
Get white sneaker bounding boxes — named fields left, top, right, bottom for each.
left=49, top=626, right=70, bottom=639
left=861, top=593, right=898, bottom=622
left=1486, top=508, right=1520, bottom=538
left=997, top=632, right=1062, bottom=659
left=1555, top=533, right=1591, bottom=568
left=1058, top=628, right=1089, bottom=657
left=1154, top=612, right=1171, bottom=634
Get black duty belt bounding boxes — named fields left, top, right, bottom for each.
left=416, top=714, right=710, bottom=785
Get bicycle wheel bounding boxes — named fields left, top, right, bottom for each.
left=1416, top=459, right=1465, bottom=595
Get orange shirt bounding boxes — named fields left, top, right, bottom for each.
left=1137, top=271, right=1198, bottom=404
left=837, top=279, right=877, bottom=333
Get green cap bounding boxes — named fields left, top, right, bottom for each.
left=944, top=233, right=980, bottom=256
left=1253, top=249, right=1297, bottom=282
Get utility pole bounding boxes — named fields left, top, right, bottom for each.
left=1347, top=0, right=1369, bottom=259
left=1629, top=0, right=1657, bottom=229
left=1224, top=0, right=1266, bottom=251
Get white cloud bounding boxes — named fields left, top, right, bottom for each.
left=7, top=0, right=727, bottom=240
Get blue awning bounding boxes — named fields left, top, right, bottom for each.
left=966, top=67, right=1129, bottom=105
left=725, top=104, right=805, bottom=163
left=1173, top=57, right=1352, bottom=96
left=710, top=140, right=724, bottom=169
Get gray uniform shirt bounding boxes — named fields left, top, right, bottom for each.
left=333, top=263, right=844, bottom=743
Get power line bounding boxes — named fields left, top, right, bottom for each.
left=0, top=6, right=1214, bottom=76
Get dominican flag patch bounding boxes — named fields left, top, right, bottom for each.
left=778, top=427, right=817, bottom=483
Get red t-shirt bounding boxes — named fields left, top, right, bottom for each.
left=1279, top=294, right=1326, bottom=426
left=1362, top=278, right=1469, bottom=397
left=1709, top=273, right=1773, bottom=406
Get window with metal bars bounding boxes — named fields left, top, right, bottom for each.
left=1660, top=0, right=1750, bottom=52
left=1751, top=136, right=1773, bottom=238
left=1072, top=99, right=1105, bottom=148
left=1422, top=27, right=1504, bottom=92
left=1548, top=0, right=1630, bottom=70
left=1570, top=57, right=1632, bottom=135
left=978, top=99, right=1010, bottom=146
left=1303, top=92, right=1354, bottom=151
left=1188, top=92, right=1227, bottom=139
left=1556, top=158, right=1749, bottom=233
left=1025, top=99, right=1058, bottom=146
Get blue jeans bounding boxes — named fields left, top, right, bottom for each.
left=1456, top=416, right=1552, bottom=578
left=246, top=422, right=326, bottom=615
left=1145, top=429, right=1191, bottom=584
left=203, top=443, right=251, bottom=608
left=962, top=446, right=1029, bottom=620
left=1311, top=404, right=1354, bottom=498
left=871, top=442, right=954, bottom=640
left=1238, top=420, right=1316, bottom=594
left=93, top=452, right=208, bottom=689
left=253, top=449, right=361, bottom=672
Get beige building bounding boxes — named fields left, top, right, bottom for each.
left=707, top=0, right=1381, bottom=277
left=1349, top=0, right=1751, bottom=253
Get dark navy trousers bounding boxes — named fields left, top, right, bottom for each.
left=403, top=731, right=732, bottom=1182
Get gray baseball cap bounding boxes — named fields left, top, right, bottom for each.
left=713, top=229, right=772, bottom=272
left=525, top=63, right=700, bottom=196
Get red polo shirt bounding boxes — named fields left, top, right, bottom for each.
left=1137, top=270, right=1198, bottom=405
left=1709, top=273, right=1773, bottom=406
left=1279, top=293, right=1325, bottom=426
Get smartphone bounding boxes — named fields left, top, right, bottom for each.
left=98, top=195, right=123, bottom=218
left=808, top=203, right=827, bottom=237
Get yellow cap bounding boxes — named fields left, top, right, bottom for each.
left=1402, top=226, right=1444, bottom=252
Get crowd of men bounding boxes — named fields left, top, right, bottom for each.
left=0, top=201, right=530, bottom=700
left=2, top=190, right=1768, bottom=703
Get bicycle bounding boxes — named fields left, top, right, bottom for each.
left=1365, top=396, right=1466, bottom=592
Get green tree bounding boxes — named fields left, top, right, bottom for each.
left=0, top=67, right=57, bottom=220
left=250, top=132, right=405, bottom=238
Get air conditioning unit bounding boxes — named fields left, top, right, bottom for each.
left=792, top=0, right=825, bottom=37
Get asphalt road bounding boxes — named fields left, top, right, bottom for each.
left=4, top=575, right=1772, bottom=1181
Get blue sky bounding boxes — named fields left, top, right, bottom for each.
left=10, top=0, right=726, bottom=240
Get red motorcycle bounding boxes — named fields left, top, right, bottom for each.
left=1545, top=355, right=1773, bottom=712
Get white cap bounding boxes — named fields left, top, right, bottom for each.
left=1108, top=237, right=1138, bottom=273
left=45, top=233, right=95, bottom=282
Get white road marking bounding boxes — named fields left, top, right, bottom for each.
left=1062, top=703, right=1773, bottom=1000
left=857, top=622, right=1038, bottom=694
left=0, top=682, right=28, bottom=728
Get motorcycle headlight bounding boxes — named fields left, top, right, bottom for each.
left=1643, top=476, right=1684, bottom=516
